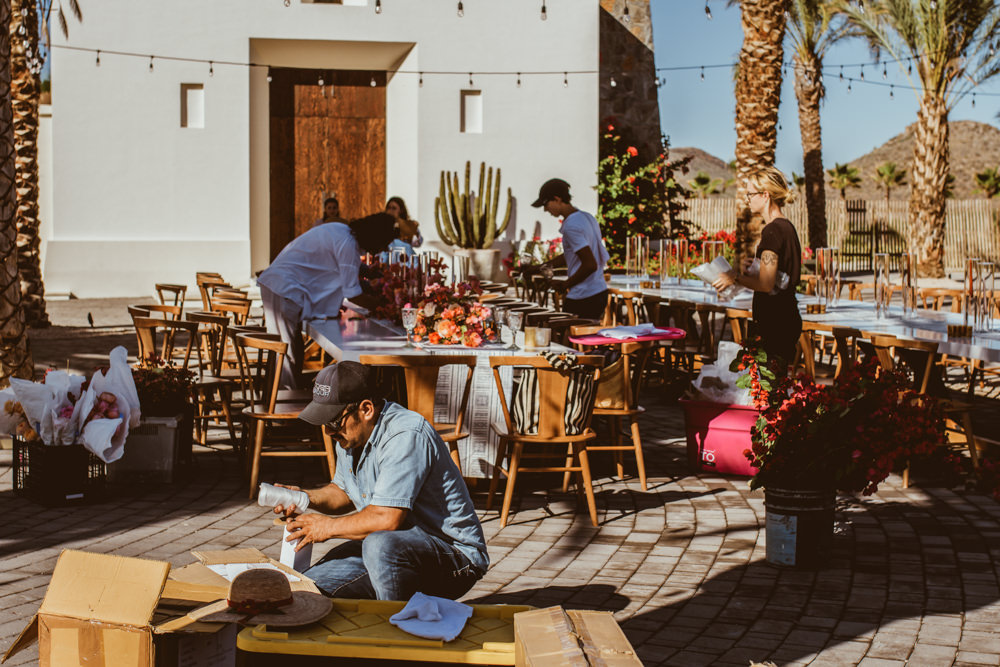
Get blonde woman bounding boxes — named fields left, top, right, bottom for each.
left=713, top=167, right=802, bottom=368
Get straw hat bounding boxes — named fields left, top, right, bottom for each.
left=191, top=568, right=332, bottom=627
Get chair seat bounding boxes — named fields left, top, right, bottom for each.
left=489, top=421, right=597, bottom=444
left=438, top=427, right=470, bottom=443
left=242, top=403, right=309, bottom=419
left=593, top=405, right=645, bottom=417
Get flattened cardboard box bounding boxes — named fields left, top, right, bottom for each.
left=514, top=606, right=642, bottom=666
left=2, top=549, right=235, bottom=667
left=167, top=547, right=320, bottom=597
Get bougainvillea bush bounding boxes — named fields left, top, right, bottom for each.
left=733, top=343, right=946, bottom=494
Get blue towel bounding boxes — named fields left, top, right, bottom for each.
left=389, top=592, right=474, bottom=642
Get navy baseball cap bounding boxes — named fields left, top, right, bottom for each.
left=299, top=362, right=375, bottom=425
left=531, top=178, right=571, bottom=207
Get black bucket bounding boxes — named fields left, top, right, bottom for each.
left=764, top=487, right=835, bottom=568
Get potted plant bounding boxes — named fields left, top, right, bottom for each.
left=735, top=344, right=945, bottom=568
left=434, top=161, right=512, bottom=282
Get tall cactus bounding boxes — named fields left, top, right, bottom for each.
left=434, top=161, right=512, bottom=249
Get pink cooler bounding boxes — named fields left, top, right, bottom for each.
left=679, top=399, right=759, bottom=477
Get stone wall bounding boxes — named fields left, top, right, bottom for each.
left=599, top=0, right=661, bottom=161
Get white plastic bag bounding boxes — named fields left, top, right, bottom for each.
left=76, top=347, right=141, bottom=463
left=690, top=341, right=752, bottom=405
left=0, top=387, right=22, bottom=435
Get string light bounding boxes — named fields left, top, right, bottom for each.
left=283, top=0, right=290, bottom=6
left=972, top=93, right=976, bottom=108
left=882, top=62, right=887, bottom=79
left=610, top=75, right=617, bottom=87
left=95, top=49, right=100, bottom=67
left=318, top=72, right=325, bottom=96
left=516, top=72, right=521, bottom=87
left=839, top=65, right=844, bottom=80
left=700, top=66, right=705, bottom=81
left=209, top=61, right=214, bottom=77
left=704, top=0, right=712, bottom=19
left=375, top=0, right=382, bottom=13
left=457, top=1, right=464, bottom=17
left=858, top=0, right=864, bottom=13
left=889, top=84, right=894, bottom=99
left=266, top=67, right=272, bottom=83
left=469, top=72, right=473, bottom=86
left=563, top=72, right=568, bottom=87
left=540, top=1, right=547, bottom=20
left=908, top=62, right=913, bottom=75
left=419, top=71, right=423, bottom=87
left=148, top=55, right=154, bottom=73
left=371, top=74, right=377, bottom=87
left=622, top=1, right=630, bottom=24
left=859, top=65, right=864, bottom=80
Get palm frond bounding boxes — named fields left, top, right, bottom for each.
left=67, top=0, right=81, bottom=20
left=57, top=3, right=67, bottom=38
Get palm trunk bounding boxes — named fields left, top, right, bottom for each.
left=10, top=0, right=47, bottom=327
left=793, top=51, right=826, bottom=250
left=734, top=0, right=787, bottom=261
left=0, top=0, right=33, bottom=383
left=909, top=94, right=948, bottom=278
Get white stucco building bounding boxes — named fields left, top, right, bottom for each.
left=44, top=0, right=656, bottom=297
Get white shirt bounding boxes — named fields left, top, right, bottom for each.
left=257, top=222, right=362, bottom=319
left=561, top=211, right=610, bottom=300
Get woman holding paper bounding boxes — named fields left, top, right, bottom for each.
left=712, top=167, right=802, bottom=369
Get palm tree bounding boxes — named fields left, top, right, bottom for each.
left=688, top=171, right=723, bottom=198
left=873, top=162, right=907, bottom=204
left=731, top=0, right=789, bottom=261
left=791, top=171, right=806, bottom=189
left=973, top=166, right=1000, bottom=198
left=787, top=0, right=849, bottom=250
left=0, top=0, right=35, bottom=382
left=826, top=162, right=861, bottom=199
left=839, top=0, right=1000, bottom=278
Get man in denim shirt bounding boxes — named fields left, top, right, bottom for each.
left=275, top=361, right=488, bottom=600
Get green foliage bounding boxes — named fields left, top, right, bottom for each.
left=596, top=123, right=693, bottom=264
left=434, top=161, right=512, bottom=249
left=826, top=162, right=861, bottom=199
left=974, top=166, right=1000, bottom=198
left=872, top=162, right=907, bottom=200
left=688, top=171, right=723, bottom=198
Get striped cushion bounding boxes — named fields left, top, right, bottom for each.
left=510, top=354, right=597, bottom=436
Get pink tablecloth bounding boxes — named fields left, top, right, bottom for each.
left=569, top=328, right=686, bottom=346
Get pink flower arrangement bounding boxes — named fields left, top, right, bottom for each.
left=411, top=282, right=494, bottom=347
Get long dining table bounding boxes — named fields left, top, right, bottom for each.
left=305, top=316, right=576, bottom=478
left=608, top=277, right=1000, bottom=363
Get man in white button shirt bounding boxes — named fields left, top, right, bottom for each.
left=530, top=179, right=610, bottom=320
left=257, top=212, right=396, bottom=388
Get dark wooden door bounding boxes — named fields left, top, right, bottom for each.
left=269, top=69, right=386, bottom=260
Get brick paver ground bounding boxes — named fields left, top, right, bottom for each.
left=2, top=299, right=999, bottom=666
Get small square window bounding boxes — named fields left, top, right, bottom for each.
left=461, top=90, right=482, bottom=134
left=180, top=84, right=204, bottom=129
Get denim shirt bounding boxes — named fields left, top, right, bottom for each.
left=333, top=401, right=489, bottom=574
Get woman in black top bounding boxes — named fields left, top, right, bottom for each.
left=713, top=167, right=802, bottom=369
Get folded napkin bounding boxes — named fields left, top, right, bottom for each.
left=389, top=592, right=474, bottom=642
left=597, top=323, right=665, bottom=340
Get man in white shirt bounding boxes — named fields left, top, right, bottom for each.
left=257, top=212, right=395, bottom=388
left=531, top=179, right=610, bottom=320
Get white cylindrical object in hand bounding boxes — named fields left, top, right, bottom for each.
left=280, top=525, right=313, bottom=573
left=258, top=483, right=310, bottom=512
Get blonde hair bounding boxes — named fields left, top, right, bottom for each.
left=747, top=166, right=796, bottom=207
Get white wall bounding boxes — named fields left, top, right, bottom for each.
left=46, top=0, right=600, bottom=296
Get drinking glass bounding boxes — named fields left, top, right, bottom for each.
left=401, top=307, right=419, bottom=348
left=830, top=247, right=842, bottom=306
left=506, top=310, right=524, bottom=350
left=535, top=327, right=552, bottom=348
left=900, top=252, right=917, bottom=318
left=977, top=261, right=995, bottom=332
left=674, top=238, right=689, bottom=282
left=626, top=235, right=649, bottom=285
left=492, top=306, right=508, bottom=344
left=965, top=258, right=981, bottom=328
left=658, top=240, right=674, bottom=287
left=452, top=255, right=470, bottom=285
left=816, top=247, right=830, bottom=306
left=874, top=253, right=891, bottom=319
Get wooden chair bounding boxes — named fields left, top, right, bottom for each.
left=155, top=284, right=187, bottom=315
left=197, top=275, right=231, bottom=312
left=724, top=308, right=752, bottom=346
left=211, top=300, right=251, bottom=326
left=869, top=335, right=979, bottom=487
left=487, top=354, right=604, bottom=527
left=570, top=325, right=654, bottom=491
left=796, top=321, right=834, bottom=381
left=831, top=326, right=863, bottom=379
left=129, top=303, right=181, bottom=320
left=233, top=333, right=336, bottom=497
left=546, top=317, right=595, bottom=347
left=359, top=354, right=477, bottom=474
left=848, top=282, right=875, bottom=302
left=655, top=299, right=716, bottom=373
left=186, top=311, right=238, bottom=446
left=132, top=316, right=200, bottom=367
left=918, top=287, right=963, bottom=313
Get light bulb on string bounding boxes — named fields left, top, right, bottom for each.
left=540, top=1, right=547, bottom=20
left=563, top=72, right=568, bottom=87
left=283, top=0, right=290, bottom=6
left=847, top=81, right=852, bottom=93
left=700, top=66, right=705, bottom=81
left=704, top=1, right=712, bottom=19
left=622, top=1, right=630, bottom=24
left=457, top=1, right=464, bottom=17
left=908, top=62, right=913, bottom=75
left=419, top=72, right=424, bottom=87
left=889, top=85, right=894, bottom=100
left=882, top=62, right=887, bottom=79
left=371, top=74, right=377, bottom=87
left=95, top=49, right=100, bottom=67
left=266, top=67, right=273, bottom=83
left=149, top=56, right=154, bottom=73
left=318, top=73, right=325, bottom=96
left=516, top=72, right=521, bottom=87
left=209, top=61, right=214, bottom=77
left=839, top=65, right=843, bottom=80
left=375, top=0, right=382, bottom=13
left=858, top=0, right=864, bottom=13
left=610, top=75, right=617, bottom=88
left=972, top=93, right=976, bottom=108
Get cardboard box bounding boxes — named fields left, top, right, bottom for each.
left=2, top=550, right=235, bottom=667
left=514, top=606, right=641, bottom=666
left=167, top=547, right=320, bottom=597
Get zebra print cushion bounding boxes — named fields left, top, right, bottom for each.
left=510, top=354, right=597, bottom=436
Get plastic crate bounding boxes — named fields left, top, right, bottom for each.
left=679, top=399, right=760, bottom=477
left=12, top=435, right=107, bottom=506
left=108, top=416, right=181, bottom=483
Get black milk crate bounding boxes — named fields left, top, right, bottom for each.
left=12, top=435, right=107, bottom=506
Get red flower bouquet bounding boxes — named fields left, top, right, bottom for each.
left=410, top=281, right=494, bottom=347
left=733, top=343, right=945, bottom=495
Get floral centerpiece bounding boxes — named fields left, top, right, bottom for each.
left=366, top=258, right=448, bottom=324
left=410, top=280, right=494, bottom=347
left=734, top=343, right=946, bottom=495
left=503, top=236, right=563, bottom=276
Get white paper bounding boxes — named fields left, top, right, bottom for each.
left=280, top=525, right=313, bottom=573
left=206, top=562, right=301, bottom=583
left=258, top=483, right=310, bottom=512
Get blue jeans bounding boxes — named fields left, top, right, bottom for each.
left=305, top=525, right=483, bottom=601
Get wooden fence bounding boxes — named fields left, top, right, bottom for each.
left=684, top=198, right=1000, bottom=269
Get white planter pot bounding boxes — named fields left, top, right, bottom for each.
left=455, top=248, right=501, bottom=282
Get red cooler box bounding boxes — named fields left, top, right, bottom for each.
left=679, top=399, right=759, bottom=477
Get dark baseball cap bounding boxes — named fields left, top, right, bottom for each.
left=299, top=361, right=376, bottom=426
left=531, top=178, right=571, bottom=207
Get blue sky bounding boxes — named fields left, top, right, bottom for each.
left=651, top=0, right=1000, bottom=175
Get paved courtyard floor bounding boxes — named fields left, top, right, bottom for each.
left=2, top=299, right=1000, bottom=666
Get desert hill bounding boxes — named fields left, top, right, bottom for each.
left=672, top=120, right=1000, bottom=200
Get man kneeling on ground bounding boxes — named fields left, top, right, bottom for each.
left=274, top=361, right=489, bottom=600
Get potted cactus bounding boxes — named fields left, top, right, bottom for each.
left=434, top=161, right=512, bottom=281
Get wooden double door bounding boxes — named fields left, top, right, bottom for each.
left=269, top=69, right=386, bottom=260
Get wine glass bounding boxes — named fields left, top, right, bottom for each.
left=401, top=307, right=419, bottom=348
left=506, top=310, right=524, bottom=350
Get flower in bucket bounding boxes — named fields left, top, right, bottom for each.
left=733, top=341, right=946, bottom=495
